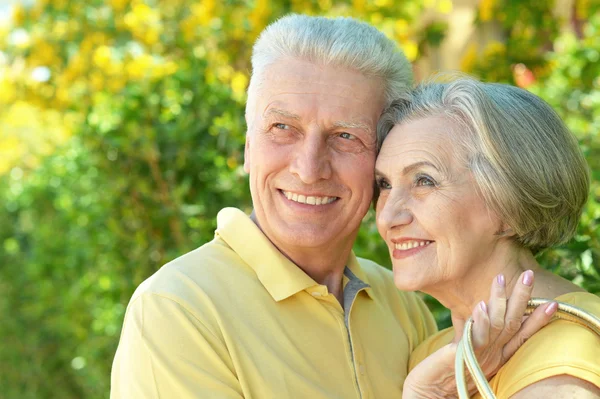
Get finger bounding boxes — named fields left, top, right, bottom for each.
left=496, top=270, right=534, bottom=345
left=487, top=274, right=507, bottom=342
left=502, top=301, right=557, bottom=359
left=452, top=318, right=466, bottom=344
left=471, top=300, right=490, bottom=349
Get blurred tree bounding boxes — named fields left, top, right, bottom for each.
left=0, top=0, right=450, bottom=397
left=1, top=0, right=598, bottom=397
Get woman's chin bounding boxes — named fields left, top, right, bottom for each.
left=392, top=271, right=425, bottom=292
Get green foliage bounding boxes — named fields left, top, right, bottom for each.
left=0, top=0, right=599, bottom=397
left=0, top=1, right=445, bottom=397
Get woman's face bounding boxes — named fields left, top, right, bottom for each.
left=375, top=116, right=506, bottom=293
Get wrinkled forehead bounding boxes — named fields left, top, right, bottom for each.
left=254, top=58, right=386, bottom=111
left=377, top=115, right=468, bottom=167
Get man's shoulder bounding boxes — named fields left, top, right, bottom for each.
left=130, top=236, right=252, bottom=304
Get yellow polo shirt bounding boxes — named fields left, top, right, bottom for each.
left=111, top=208, right=437, bottom=399
left=409, top=292, right=600, bottom=398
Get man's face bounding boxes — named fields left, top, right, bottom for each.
left=244, top=58, right=386, bottom=255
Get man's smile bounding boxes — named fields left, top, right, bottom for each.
left=280, top=190, right=339, bottom=205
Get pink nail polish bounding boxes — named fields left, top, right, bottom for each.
left=479, top=301, right=487, bottom=313
left=522, top=270, right=534, bottom=286
left=545, top=302, right=558, bottom=315
left=497, top=274, right=505, bottom=286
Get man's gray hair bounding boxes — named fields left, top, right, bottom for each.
left=246, top=14, right=413, bottom=118
left=377, top=76, right=590, bottom=253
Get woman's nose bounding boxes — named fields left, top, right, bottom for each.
left=377, top=190, right=413, bottom=231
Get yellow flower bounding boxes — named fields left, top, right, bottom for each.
left=401, top=40, right=419, bottom=61
left=0, top=78, right=16, bottom=105
left=124, top=3, right=163, bottom=45
left=12, top=4, right=26, bottom=25
left=479, top=0, right=496, bottom=22
left=374, top=0, right=391, bottom=7
left=180, top=17, right=196, bottom=41
left=126, top=54, right=154, bottom=80
left=231, top=71, right=248, bottom=102
left=191, top=0, right=216, bottom=26
left=484, top=41, right=506, bottom=57
left=111, top=0, right=129, bottom=12
left=93, top=46, right=113, bottom=69
left=352, top=0, right=366, bottom=13
left=90, top=71, right=105, bottom=91
left=370, top=12, right=383, bottom=25
left=52, top=20, right=69, bottom=40
left=437, top=0, right=452, bottom=14
left=460, top=43, right=478, bottom=72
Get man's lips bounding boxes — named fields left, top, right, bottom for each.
left=280, top=189, right=339, bottom=206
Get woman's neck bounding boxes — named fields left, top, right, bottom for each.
left=424, top=244, right=541, bottom=326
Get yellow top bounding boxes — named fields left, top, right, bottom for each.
left=111, top=207, right=437, bottom=399
left=409, top=292, right=600, bottom=398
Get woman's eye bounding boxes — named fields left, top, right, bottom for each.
left=339, top=132, right=355, bottom=140
left=377, top=178, right=392, bottom=190
left=415, top=175, right=436, bottom=187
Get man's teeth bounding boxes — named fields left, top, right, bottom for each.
left=283, top=191, right=336, bottom=205
left=394, top=240, right=432, bottom=250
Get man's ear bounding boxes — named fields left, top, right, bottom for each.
left=243, top=134, right=251, bottom=174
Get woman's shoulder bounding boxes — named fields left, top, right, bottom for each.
left=553, top=291, right=600, bottom=313
left=408, top=326, right=455, bottom=371
left=490, top=291, right=600, bottom=398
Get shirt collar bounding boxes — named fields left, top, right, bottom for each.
left=215, top=207, right=372, bottom=301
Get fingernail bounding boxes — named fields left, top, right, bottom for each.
left=497, top=274, right=505, bottom=286
left=545, top=301, right=558, bottom=315
left=479, top=301, right=487, bottom=313
left=522, top=270, right=534, bottom=286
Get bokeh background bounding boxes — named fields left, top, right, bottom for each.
left=0, top=0, right=599, bottom=397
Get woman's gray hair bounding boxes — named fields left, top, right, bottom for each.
left=377, top=76, right=590, bottom=253
left=246, top=14, right=413, bottom=117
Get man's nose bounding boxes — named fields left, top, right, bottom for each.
left=377, top=190, right=414, bottom=231
left=289, top=135, right=332, bottom=184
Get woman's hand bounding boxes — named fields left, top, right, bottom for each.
left=403, top=270, right=558, bottom=399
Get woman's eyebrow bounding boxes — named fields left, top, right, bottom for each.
left=375, top=160, right=446, bottom=180
left=374, top=169, right=387, bottom=179
left=402, top=161, right=440, bottom=175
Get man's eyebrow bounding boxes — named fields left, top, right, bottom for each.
left=264, top=108, right=301, bottom=120
left=333, top=120, right=372, bottom=134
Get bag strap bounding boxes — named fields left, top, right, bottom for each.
left=455, top=298, right=600, bottom=399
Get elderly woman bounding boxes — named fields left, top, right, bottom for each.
left=375, top=77, right=600, bottom=398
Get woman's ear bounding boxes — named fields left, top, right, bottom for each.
left=495, top=223, right=516, bottom=238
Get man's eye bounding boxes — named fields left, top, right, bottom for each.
left=274, top=123, right=289, bottom=130
left=339, top=132, right=355, bottom=140
left=415, top=175, right=436, bottom=187
left=377, top=178, right=391, bottom=190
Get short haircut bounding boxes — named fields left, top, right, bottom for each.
left=246, top=14, right=413, bottom=119
left=377, top=76, right=590, bottom=253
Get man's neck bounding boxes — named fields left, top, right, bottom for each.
left=250, top=212, right=354, bottom=303
left=277, top=240, right=353, bottom=304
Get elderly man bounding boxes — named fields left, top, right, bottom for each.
left=111, top=15, right=546, bottom=398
